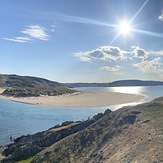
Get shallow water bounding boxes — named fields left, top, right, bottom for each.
left=0, top=86, right=163, bottom=145
left=0, top=100, right=106, bottom=145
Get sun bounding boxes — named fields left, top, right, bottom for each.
left=119, top=20, right=131, bottom=36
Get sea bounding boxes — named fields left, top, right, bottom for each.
left=0, top=86, right=163, bottom=146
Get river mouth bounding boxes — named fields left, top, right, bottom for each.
left=0, top=86, right=163, bottom=146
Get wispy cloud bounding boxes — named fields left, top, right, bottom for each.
left=158, top=10, right=163, bottom=21
left=55, top=13, right=117, bottom=28
left=21, top=25, right=49, bottom=40
left=3, top=37, right=31, bottom=43
left=75, top=54, right=92, bottom=62
left=133, top=57, right=161, bottom=73
left=2, top=25, right=50, bottom=43
left=75, top=46, right=128, bottom=62
left=101, top=66, right=123, bottom=74
left=149, top=50, right=163, bottom=56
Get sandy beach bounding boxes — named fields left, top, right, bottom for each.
left=0, top=88, right=144, bottom=108
left=0, top=88, right=5, bottom=94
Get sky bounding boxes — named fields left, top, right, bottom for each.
left=1, top=0, right=163, bottom=83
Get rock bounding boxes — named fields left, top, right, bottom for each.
left=2, top=110, right=109, bottom=162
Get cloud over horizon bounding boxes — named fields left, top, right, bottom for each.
left=75, top=46, right=127, bottom=62
left=101, top=65, right=123, bottom=74
left=133, top=57, right=161, bottom=73
left=75, top=45, right=163, bottom=76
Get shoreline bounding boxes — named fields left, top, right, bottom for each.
left=0, top=146, right=5, bottom=161
left=0, top=88, right=144, bottom=108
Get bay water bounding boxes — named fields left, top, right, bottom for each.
left=0, top=86, right=163, bottom=145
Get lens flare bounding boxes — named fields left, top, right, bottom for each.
left=119, top=21, right=131, bottom=36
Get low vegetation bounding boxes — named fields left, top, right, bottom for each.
left=0, top=74, right=77, bottom=97
left=15, top=156, right=34, bottom=163
left=2, top=87, right=76, bottom=97
left=30, top=97, right=163, bottom=163
left=1, top=97, right=163, bottom=163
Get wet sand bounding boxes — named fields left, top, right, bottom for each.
left=0, top=88, right=144, bottom=108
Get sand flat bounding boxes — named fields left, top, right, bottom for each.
left=0, top=89, right=144, bottom=108
left=0, top=88, right=5, bottom=94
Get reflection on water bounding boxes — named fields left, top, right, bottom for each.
left=109, top=86, right=143, bottom=95
left=77, top=85, right=163, bottom=110
left=109, top=86, right=146, bottom=110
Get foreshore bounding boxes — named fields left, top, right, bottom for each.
left=0, top=146, right=5, bottom=161
left=0, top=88, right=144, bottom=108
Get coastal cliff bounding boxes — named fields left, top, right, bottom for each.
left=1, top=112, right=107, bottom=162
left=1, top=97, right=163, bottom=163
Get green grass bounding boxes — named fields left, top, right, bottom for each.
left=15, top=156, right=35, bottom=163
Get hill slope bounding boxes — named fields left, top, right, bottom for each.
left=0, top=74, right=77, bottom=97
left=0, top=74, right=62, bottom=88
left=65, top=80, right=163, bottom=87
left=30, top=97, right=163, bottom=163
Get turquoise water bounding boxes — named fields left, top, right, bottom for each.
left=0, top=100, right=106, bottom=145
left=0, top=86, right=163, bottom=145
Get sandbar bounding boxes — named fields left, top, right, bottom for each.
left=0, top=88, right=144, bottom=108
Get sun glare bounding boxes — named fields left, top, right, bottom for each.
left=119, top=21, right=131, bottom=36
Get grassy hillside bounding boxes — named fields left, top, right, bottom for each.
left=0, top=74, right=77, bottom=97
left=29, top=97, right=163, bottom=163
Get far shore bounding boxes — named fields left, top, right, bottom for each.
left=0, top=88, right=144, bottom=108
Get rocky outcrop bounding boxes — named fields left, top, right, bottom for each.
left=1, top=111, right=108, bottom=162
left=29, top=107, right=142, bottom=163
left=3, top=97, right=163, bottom=163
left=30, top=98, right=163, bottom=163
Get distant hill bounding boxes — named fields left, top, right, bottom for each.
left=1, top=97, right=163, bottom=162
left=65, top=80, right=163, bottom=87
left=0, top=74, right=77, bottom=97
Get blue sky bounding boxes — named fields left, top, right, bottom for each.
left=1, top=0, right=163, bottom=82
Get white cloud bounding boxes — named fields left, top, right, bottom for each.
left=21, top=25, right=49, bottom=40
left=132, top=46, right=148, bottom=58
left=51, top=24, right=56, bottom=32
left=75, top=51, right=92, bottom=62
left=149, top=50, right=163, bottom=56
left=75, top=46, right=127, bottom=62
left=158, top=10, right=163, bottom=21
left=133, top=57, right=161, bottom=73
left=77, top=55, right=92, bottom=62
left=101, top=65, right=121, bottom=72
left=2, top=25, right=50, bottom=43
left=3, top=37, right=31, bottom=43
left=101, top=65, right=123, bottom=74
left=75, top=45, right=163, bottom=76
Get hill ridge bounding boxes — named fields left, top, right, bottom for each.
left=0, top=74, right=77, bottom=97
left=65, top=79, right=163, bottom=87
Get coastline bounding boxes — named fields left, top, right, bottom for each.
left=0, top=146, right=5, bottom=161
left=0, top=88, right=144, bottom=108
